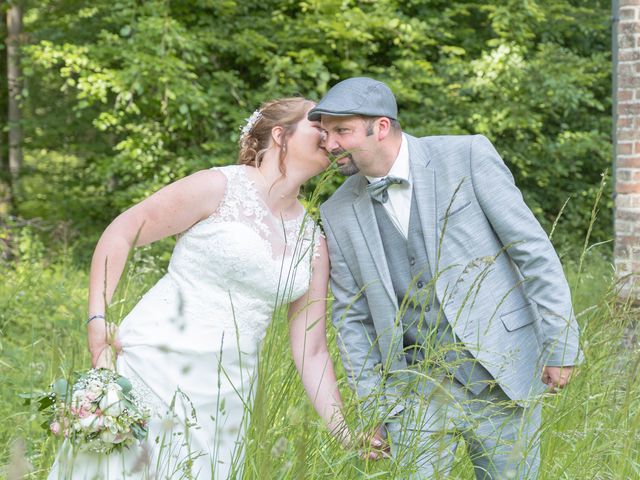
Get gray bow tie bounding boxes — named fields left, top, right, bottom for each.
left=366, top=176, right=408, bottom=203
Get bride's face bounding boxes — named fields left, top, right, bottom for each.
left=285, top=111, right=330, bottom=176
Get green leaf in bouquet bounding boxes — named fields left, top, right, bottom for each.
left=37, top=394, right=55, bottom=411
left=51, top=378, right=70, bottom=402
left=130, top=423, right=148, bottom=440
left=116, top=376, right=133, bottom=394
left=18, top=392, right=55, bottom=411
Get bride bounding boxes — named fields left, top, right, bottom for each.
left=48, top=97, right=346, bottom=479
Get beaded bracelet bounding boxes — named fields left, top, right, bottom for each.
left=86, top=314, right=106, bottom=325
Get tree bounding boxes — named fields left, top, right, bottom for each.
left=0, top=5, right=9, bottom=214
left=12, top=0, right=613, bottom=256
left=6, top=1, right=22, bottom=190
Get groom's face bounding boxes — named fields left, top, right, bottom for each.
left=320, top=115, right=379, bottom=176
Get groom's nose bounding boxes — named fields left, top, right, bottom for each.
left=324, top=133, right=339, bottom=152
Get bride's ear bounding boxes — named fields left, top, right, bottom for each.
left=270, top=126, right=284, bottom=148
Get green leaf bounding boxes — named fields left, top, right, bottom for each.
left=51, top=379, right=70, bottom=401
left=116, top=376, right=132, bottom=393
left=37, top=395, right=55, bottom=411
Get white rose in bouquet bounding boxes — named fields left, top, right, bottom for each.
left=100, top=429, right=118, bottom=444
left=99, top=384, right=124, bottom=416
left=78, top=413, right=104, bottom=432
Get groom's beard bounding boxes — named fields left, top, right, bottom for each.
left=332, top=149, right=360, bottom=176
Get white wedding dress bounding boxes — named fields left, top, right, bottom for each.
left=48, top=165, right=320, bottom=479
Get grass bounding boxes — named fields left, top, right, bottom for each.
left=1, top=237, right=639, bottom=479
left=1, top=173, right=639, bottom=478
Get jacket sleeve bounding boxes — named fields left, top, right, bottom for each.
left=320, top=207, right=389, bottom=420
left=469, top=135, right=583, bottom=366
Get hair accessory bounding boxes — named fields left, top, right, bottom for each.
left=239, top=109, right=262, bottom=144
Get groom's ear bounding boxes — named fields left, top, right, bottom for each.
left=271, top=126, right=284, bottom=147
left=377, top=117, right=391, bottom=141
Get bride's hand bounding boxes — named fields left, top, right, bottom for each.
left=94, top=344, right=117, bottom=370
left=89, top=322, right=122, bottom=369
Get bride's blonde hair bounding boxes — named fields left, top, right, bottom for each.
left=238, top=97, right=314, bottom=174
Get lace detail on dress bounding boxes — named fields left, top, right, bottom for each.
left=286, top=214, right=323, bottom=263
left=209, top=165, right=320, bottom=265
left=125, top=367, right=164, bottom=415
left=211, top=165, right=270, bottom=240
left=160, top=164, right=320, bottom=343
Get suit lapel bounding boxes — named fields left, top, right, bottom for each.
left=408, top=136, right=438, bottom=277
left=352, top=182, right=397, bottom=306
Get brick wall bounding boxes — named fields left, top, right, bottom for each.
left=615, top=0, right=640, bottom=301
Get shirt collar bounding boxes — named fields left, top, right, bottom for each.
left=366, top=133, right=411, bottom=184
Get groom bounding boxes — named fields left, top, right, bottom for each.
left=311, top=77, right=582, bottom=479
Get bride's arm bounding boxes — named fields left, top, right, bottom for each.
left=88, top=169, right=226, bottom=367
left=288, top=236, right=348, bottom=442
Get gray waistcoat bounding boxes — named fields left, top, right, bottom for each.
left=373, top=192, right=493, bottom=395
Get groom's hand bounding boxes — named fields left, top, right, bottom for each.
left=542, top=366, right=574, bottom=392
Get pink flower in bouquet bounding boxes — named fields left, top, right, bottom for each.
left=78, top=405, right=92, bottom=418
left=50, top=421, right=61, bottom=435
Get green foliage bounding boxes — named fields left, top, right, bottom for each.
left=2, top=247, right=638, bottom=478
left=11, top=0, right=612, bottom=255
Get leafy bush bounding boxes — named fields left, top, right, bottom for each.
left=12, top=0, right=611, bottom=257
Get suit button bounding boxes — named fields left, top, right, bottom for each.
left=409, top=257, right=416, bottom=266
left=417, top=281, right=424, bottom=289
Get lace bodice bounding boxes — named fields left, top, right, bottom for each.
left=151, top=164, right=321, bottom=343
left=209, top=165, right=318, bottom=261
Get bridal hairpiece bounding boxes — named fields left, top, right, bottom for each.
left=240, top=109, right=262, bottom=144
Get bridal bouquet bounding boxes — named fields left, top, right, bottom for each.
left=24, top=368, right=150, bottom=454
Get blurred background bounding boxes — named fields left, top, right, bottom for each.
left=0, top=0, right=612, bottom=262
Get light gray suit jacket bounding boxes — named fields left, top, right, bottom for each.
left=320, top=134, right=583, bottom=413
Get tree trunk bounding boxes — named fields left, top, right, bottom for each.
left=0, top=9, right=11, bottom=217
left=0, top=9, right=4, bottom=172
left=7, top=2, right=22, bottom=182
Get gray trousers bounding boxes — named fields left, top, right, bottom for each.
left=384, top=375, right=541, bottom=479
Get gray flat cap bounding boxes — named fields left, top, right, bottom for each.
left=308, top=77, right=397, bottom=121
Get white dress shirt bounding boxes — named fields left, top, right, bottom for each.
left=366, top=134, right=412, bottom=238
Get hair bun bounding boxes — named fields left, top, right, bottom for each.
left=237, top=97, right=314, bottom=168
